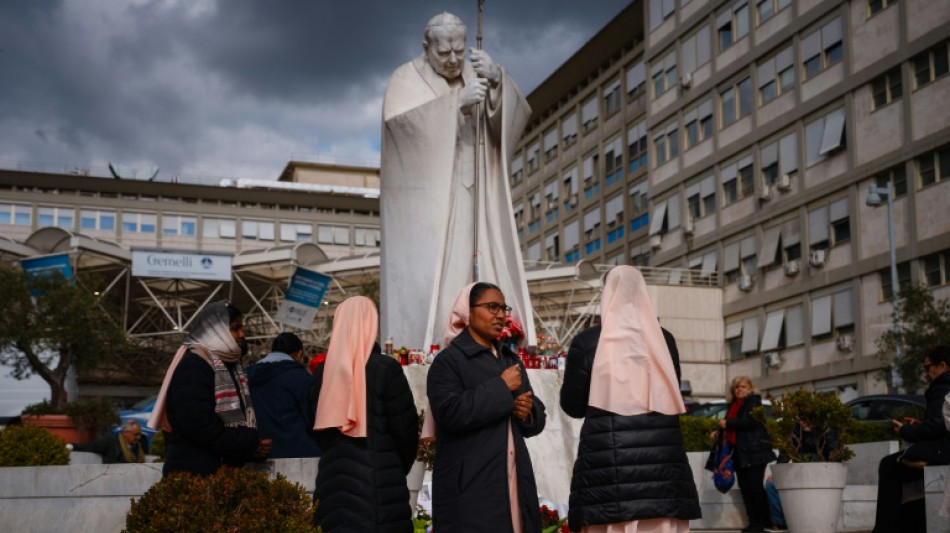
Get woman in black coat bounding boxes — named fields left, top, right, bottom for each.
left=560, top=266, right=700, bottom=532
left=718, top=376, right=775, bottom=532
left=427, top=282, right=547, bottom=533
left=308, top=296, right=418, bottom=533
left=149, top=300, right=271, bottom=476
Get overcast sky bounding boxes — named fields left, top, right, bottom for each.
left=0, top=0, right=631, bottom=183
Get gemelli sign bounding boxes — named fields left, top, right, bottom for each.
left=131, top=250, right=232, bottom=281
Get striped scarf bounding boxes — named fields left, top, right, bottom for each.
left=208, top=355, right=256, bottom=428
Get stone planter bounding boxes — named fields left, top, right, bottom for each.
left=771, top=462, right=848, bottom=533
left=21, top=414, right=96, bottom=443
left=406, top=460, right=426, bottom=509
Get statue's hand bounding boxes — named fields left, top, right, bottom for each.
left=459, top=78, right=489, bottom=113
left=470, top=48, right=500, bottom=84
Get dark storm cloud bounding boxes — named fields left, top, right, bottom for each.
left=0, top=0, right=631, bottom=180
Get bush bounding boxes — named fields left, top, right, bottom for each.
left=0, top=424, right=70, bottom=466
left=123, top=467, right=320, bottom=533
left=65, top=397, right=120, bottom=436
left=148, top=431, right=165, bottom=460
left=679, top=416, right=719, bottom=452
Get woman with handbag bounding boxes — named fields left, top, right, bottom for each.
left=718, top=376, right=775, bottom=533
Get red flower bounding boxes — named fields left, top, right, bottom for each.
left=497, top=316, right=525, bottom=345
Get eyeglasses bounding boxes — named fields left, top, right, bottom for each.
left=471, top=302, right=513, bottom=316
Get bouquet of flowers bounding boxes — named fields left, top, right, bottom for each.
left=539, top=505, right=567, bottom=533
left=412, top=508, right=432, bottom=533
left=497, top=315, right=525, bottom=345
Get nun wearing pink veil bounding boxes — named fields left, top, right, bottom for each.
left=427, top=282, right=547, bottom=533
left=560, top=266, right=700, bottom=533
left=306, top=296, right=418, bottom=533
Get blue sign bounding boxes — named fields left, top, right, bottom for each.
left=275, top=267, right=332, bottom=328
left=20, top=253, right=74, bottom=280
left=285, top=267, right=331, bottom=307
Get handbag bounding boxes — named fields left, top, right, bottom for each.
left=705, top=429, right=736, bottom=493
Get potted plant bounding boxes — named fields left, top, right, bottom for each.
left=408, top=410, right=435, bottom=508
left=755, top=388, right=854, bottom=533
left=21, top=397, right=119, bottom=444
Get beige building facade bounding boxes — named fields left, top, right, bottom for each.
left=510, top=0, right=950, bottom=397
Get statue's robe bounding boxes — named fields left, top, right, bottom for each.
left=380, top=55, right=534, bottom=349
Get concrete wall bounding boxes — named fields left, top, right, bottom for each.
left=1, top=443, right=927, bottom=533
left=0, top=458, right=319, bottom=533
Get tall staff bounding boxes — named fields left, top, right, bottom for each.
left=472, top=0, right=485, bottom=282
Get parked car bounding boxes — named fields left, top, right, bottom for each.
left=844, top=394, right=925, bottom=422
left=114, top=394, right=158, bottom=446
left=687, top=398, right=772, bottom=420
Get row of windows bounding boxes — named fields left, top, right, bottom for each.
left=517, top=36, right=948, bottom=193
left=517, top=135, right=949, bottom=269
left=726, top=287, right=854, bottom=360
left=0, top=205, right=380, bottom=247
left=880, top=249, right=950, bottom=300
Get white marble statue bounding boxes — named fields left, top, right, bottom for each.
left=380, top=12, right=535, bottom=349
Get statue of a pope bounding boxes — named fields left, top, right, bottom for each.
left=380, top=12, right=534, bottom=349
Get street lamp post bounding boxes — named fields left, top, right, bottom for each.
left=866, top=182, right=901, bottom=393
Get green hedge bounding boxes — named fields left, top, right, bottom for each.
left=680, top=416, right=719, bottom=452
left=679, top=416, right=897, bottom=453
left=849, top=421, right=898, bottom=445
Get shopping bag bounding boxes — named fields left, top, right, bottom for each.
left=706, top=429, right=735, bottom=493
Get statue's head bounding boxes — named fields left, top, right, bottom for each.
left=423, top=12, right=467, bottom=81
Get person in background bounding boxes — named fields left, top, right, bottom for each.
left=717, top=376, right=775, bottom=532
left=307, top=296, right=417, bottom=533
left=148, top=300, right=271, bottom=476
left=872, top=345, right=950, bottom=533
left=70, top=420, right=148, bottom=463
left=427, top=282, right=546, bottom=533
left=561, top=266, right=700, bottom=532
left=247, top=332, right=321, bottom=458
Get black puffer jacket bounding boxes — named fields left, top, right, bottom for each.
left=724, top=394, right=776, bottom=468
left=306, top=348, right=417, bottom=533
left=560, top=326, right=701, bottom=531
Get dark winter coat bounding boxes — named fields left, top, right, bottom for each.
left=306, top=348, right=418, bottom=533
left=162, top=350, right=261, bottom=476
left=426, top=329, right=547, bottom=533
left=72, top=433, right=148, bottom=464
left=560, top=325, right=701, bottom=530
left=899, top=369, right=950, bottom=465
left=723, top=394, right=776, bottom=468
left=247, top=356, right=322, bottom=458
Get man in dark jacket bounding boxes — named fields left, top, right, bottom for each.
left=872, top=345, right=950, bottom=533
left=72, top=420, right=149, bottom=463
left=247, top=332, right=321, bottom=458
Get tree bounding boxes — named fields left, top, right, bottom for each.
left=875, top=283, right=950, bottom=393
left=0, top=264, right=127, bottom=411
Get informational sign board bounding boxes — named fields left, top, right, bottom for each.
left=274, top=266, right=331, bottom=328
left=20, top=253, right=74, bottom=280
left=131, top=250, right=232, bottom=281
